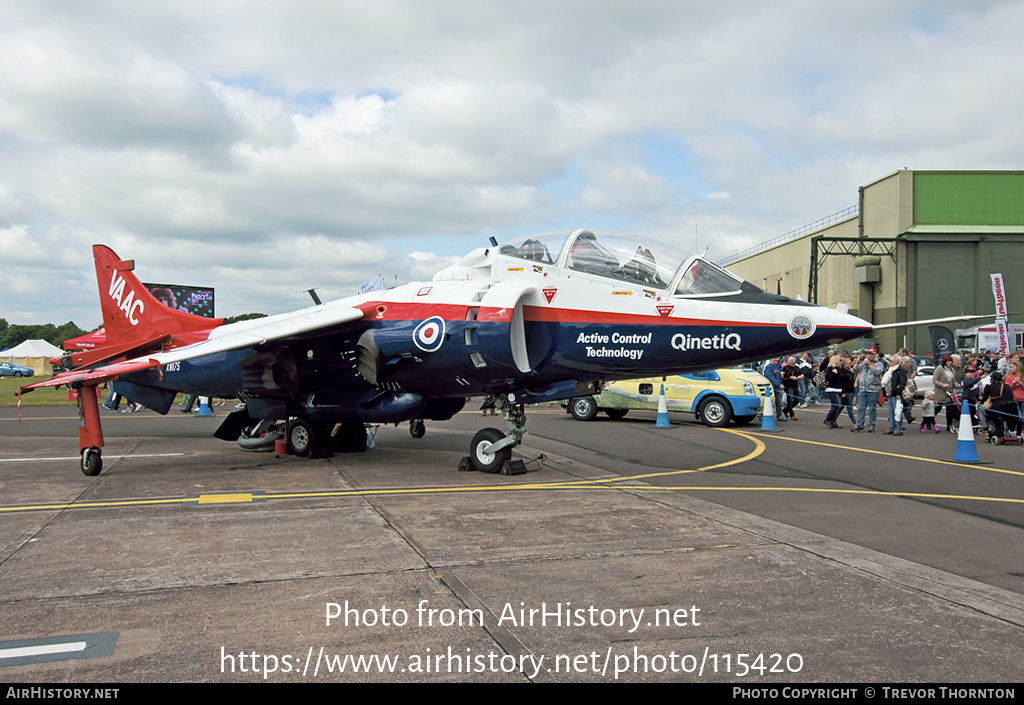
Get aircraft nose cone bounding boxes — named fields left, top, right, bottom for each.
left=822, top=308, right=873, bottom=344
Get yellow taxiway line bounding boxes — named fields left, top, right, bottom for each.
left=749, top=430, right=1024, bottom=478
left=2, top=428, right=1020, bottom=514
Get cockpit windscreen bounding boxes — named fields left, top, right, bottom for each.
left=675, top=258, right=743, bottom=296
left=564, top=231, right=686, bottom=289
left=499, top=229, right=745, bottom=296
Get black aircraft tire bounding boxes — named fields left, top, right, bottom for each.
left=81, top=448, right=102, bottom=476
left=288, top=418, right=317, bottom=457
left=698, top=397, right=732, bottom=427
left=569, top=397, right=599, bottom=421
left=470, top=428, right=510, bottom=473
left=604, top=408, right=628, bottom=419
left=410, top=419, right=426, bottom=438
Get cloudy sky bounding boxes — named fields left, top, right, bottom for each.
left=2, top=1, right=1023, bottom=328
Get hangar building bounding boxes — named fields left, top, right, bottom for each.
left=720, top=170, right=1024, bottom=355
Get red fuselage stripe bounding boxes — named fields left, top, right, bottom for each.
left=359, top=300, right=866, bottom=331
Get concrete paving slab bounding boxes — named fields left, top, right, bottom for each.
left=1, top=410, right=1022, bottom=682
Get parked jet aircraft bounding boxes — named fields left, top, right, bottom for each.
left=24, top=229, right=875, bottom=475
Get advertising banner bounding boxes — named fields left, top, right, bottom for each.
left=990, top=273, right=1008, bottom=319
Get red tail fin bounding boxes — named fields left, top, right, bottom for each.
left=93, top=244, right=224, bottom=348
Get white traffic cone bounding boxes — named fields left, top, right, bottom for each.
left=655, top=384, right=671, bottom=427
left=945, top=403, right=991, bottom=464
left=759, top=389, right=781, bottom=432
left=197, top=396, right=214, bottom=417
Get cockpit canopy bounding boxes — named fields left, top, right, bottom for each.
left=499, top=229, right=745, bottom=297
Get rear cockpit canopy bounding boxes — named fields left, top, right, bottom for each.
left=499, top=229, right=745, bottom=297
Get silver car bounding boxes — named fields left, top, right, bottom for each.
left=913, top=365, right=935, bottom=398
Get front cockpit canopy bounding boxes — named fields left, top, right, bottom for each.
left=499, top=229, right=745, bottom=297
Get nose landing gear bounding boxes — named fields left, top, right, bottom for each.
left=467, top=393, right=527, bottom=472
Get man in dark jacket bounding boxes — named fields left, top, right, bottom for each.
left=884, top=354, right=909, bottom=435
left=762, top=358, right=786, bottom=421
left=782, top=356, right=804, bottom=420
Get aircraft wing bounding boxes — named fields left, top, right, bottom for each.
left=21, top=358, right=163, bottom=392
left=21, top=304, right=366, bottom=393
left=156, top=304, right=366, bottom=365
left=871, top=313, right=995, bottom=331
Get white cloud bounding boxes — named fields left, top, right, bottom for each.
left=2, top=1, right=1023, bottom=325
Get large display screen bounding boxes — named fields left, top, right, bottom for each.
left=143, top=283, right=216, bottom=318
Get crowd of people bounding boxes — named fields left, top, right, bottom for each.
left=757, top=348, right=1024, bottom=439
left=102, top=388, right=236, bottom=414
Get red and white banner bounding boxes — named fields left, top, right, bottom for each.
left=995, top=319, right=1010, bottom=355
left=991, top=273, right=1008, bottom=319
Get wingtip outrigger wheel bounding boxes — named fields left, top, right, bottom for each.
left=81, top=447, right=103, bottom=476
left=75, top=383, right=106, bottom=476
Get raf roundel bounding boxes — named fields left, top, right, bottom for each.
left=413, top=316, right=446, bottom=352
left=787, top=314, right=816, bottom=340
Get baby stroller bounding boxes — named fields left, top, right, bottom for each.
left=946, top=390, right=962, bottom=434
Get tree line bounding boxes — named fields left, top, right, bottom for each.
left=0, top=319, right=89, bottom=351
left=0, top=314, right=266, bottom=352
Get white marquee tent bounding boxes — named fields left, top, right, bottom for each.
left=0, top=339, right=63, bottom=376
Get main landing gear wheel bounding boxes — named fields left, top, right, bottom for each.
left=288, top=418, right=318, bottom=457
left=409, top=418, right=426, bottom=438
left=81, top=447, right=102, bottom=476
left=471, top=428, right=510, bottom=473
left=604, top=408, right=628, bottom=419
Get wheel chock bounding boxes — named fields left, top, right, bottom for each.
left=501, top=459, right=528, bottom=475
